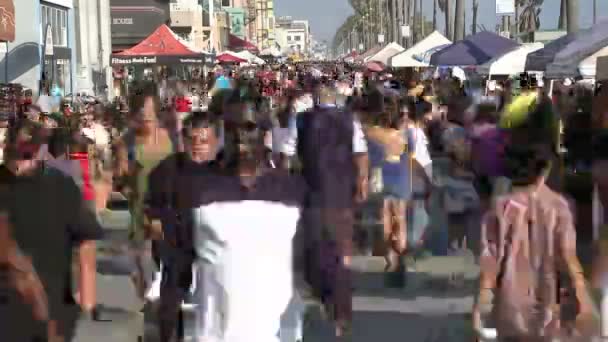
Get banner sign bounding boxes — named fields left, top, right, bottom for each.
left=110, top=55, right=215, bottom=65
left=496, top=0, right=515, bottom=15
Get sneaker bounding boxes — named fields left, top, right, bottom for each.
left=144, top=271, right=162, bottom=302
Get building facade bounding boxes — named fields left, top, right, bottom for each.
left=0, top=0, right=77, bottom=96
left=73, top=0, right=112, bottom=95
left=253, top=0, right=273, bottom=49
left=170, top=0, right=206, bottom=51
left=275, top=16, right=309, bottom=56
left=110, top=0, right=171, bottom=51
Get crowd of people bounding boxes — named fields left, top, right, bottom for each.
left=0, top=61, right=604, bottom=341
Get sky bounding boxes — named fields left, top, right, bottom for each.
left=274, top=0, right=608, bottom=43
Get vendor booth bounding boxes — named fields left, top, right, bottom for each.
left=355, top=45, right=384, bottom=63
left=216, top=52, right=248, bottom=64
left=477, top=43, right=544, bottom=76
left=234, top=50, right=265, bottom=65
left=367, top=42, right=405, bottom=65
left=110, top=24, right=214, bottom=66
left=544, top=20, right=608, bottom=79
left=430, top=31, right=519, bottom=66
left=389, top=31, right=451, bottom=68
left=110, top=24, right=214, bottom=98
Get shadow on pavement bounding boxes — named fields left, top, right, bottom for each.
left=303, top=307, right=473, bottom=342
left=351, top=269, right=477, bottom=300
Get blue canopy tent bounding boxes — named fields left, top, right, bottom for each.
left=429, top=31, right=519, bottom=66
left=524, top=33, right=578, bottom=72
left=544, top=20, right=608, bottom=78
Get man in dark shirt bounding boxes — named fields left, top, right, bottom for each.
left=296, top=86, right=369, bottom=337
left=0, top=121, right=104, bottom=341
left=146, top=111, right=221, bottom=342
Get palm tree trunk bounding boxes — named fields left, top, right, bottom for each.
left=558, top=0, right=567, bottom=30
left=454, top=0, right=464, bottom=40
left=472, top=0, right=478, bottom=34
left=419, top=0, right=424, bottom=38
left=395, top=0, right=404, bottom=45
left=444, top=0, right=453, bottom=41
left=566, top=0, right=579, bottom=33
left=392, top=0, right=398, bottom=42
left=433, top=0, right=437, bottom=31
left=412, top=0, right=418, bottom=43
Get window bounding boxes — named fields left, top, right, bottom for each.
left=41, top=4, right=68, bottom=47
left=222, top=0, right=231, bottom=7
left=294, top=35, right=301, bottom=41
left=287, top=35, right=292, bottom=41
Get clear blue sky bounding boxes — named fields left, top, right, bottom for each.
left=274, top=0, right=608, bottom=42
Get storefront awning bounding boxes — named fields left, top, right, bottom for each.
left=110, top=24, right=214, bottom=65
left=0, top=0, right=15, bottom=42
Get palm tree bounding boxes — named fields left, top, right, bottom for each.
left=412, top=0, right=418, bottom=42
left=391, top=0, right=398, bottom=42
left=332, top=14, right=359, bottom=53
left=438, top=0, right=453, bottom=41
left=472, top=0, right=479, bottom=34
left=454, top=0, right=464, bottom=40
left=566, top=0, right=579, bottom=33
left=433, top=0, right=437, bottom=31
left=518, top=0, right=543, bottom=34
left=558, top=0, right=567, bottom=30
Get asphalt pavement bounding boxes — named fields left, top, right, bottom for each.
left=75, top=165, right=480, bottom=342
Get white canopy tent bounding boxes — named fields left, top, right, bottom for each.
left=477, top=43, right=544, bottom=76
left=389, top=31, right=451, bottom=67
left=235, top=50, right=266, bottom=65
left=367, top=42, right=405, bottom=64
left=260, top=46, right=282, bottom=57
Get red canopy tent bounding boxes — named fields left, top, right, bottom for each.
left=227, top=34, right=259, bottom=54
left=216, top=53, right=247, bottom=64
left=110, top=24, right=214, bottom=65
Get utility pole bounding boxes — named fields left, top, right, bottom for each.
left=566, top=0, right=579, bottom=33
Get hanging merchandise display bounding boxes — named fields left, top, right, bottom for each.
left=0, top=83, right=23, bottom=121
